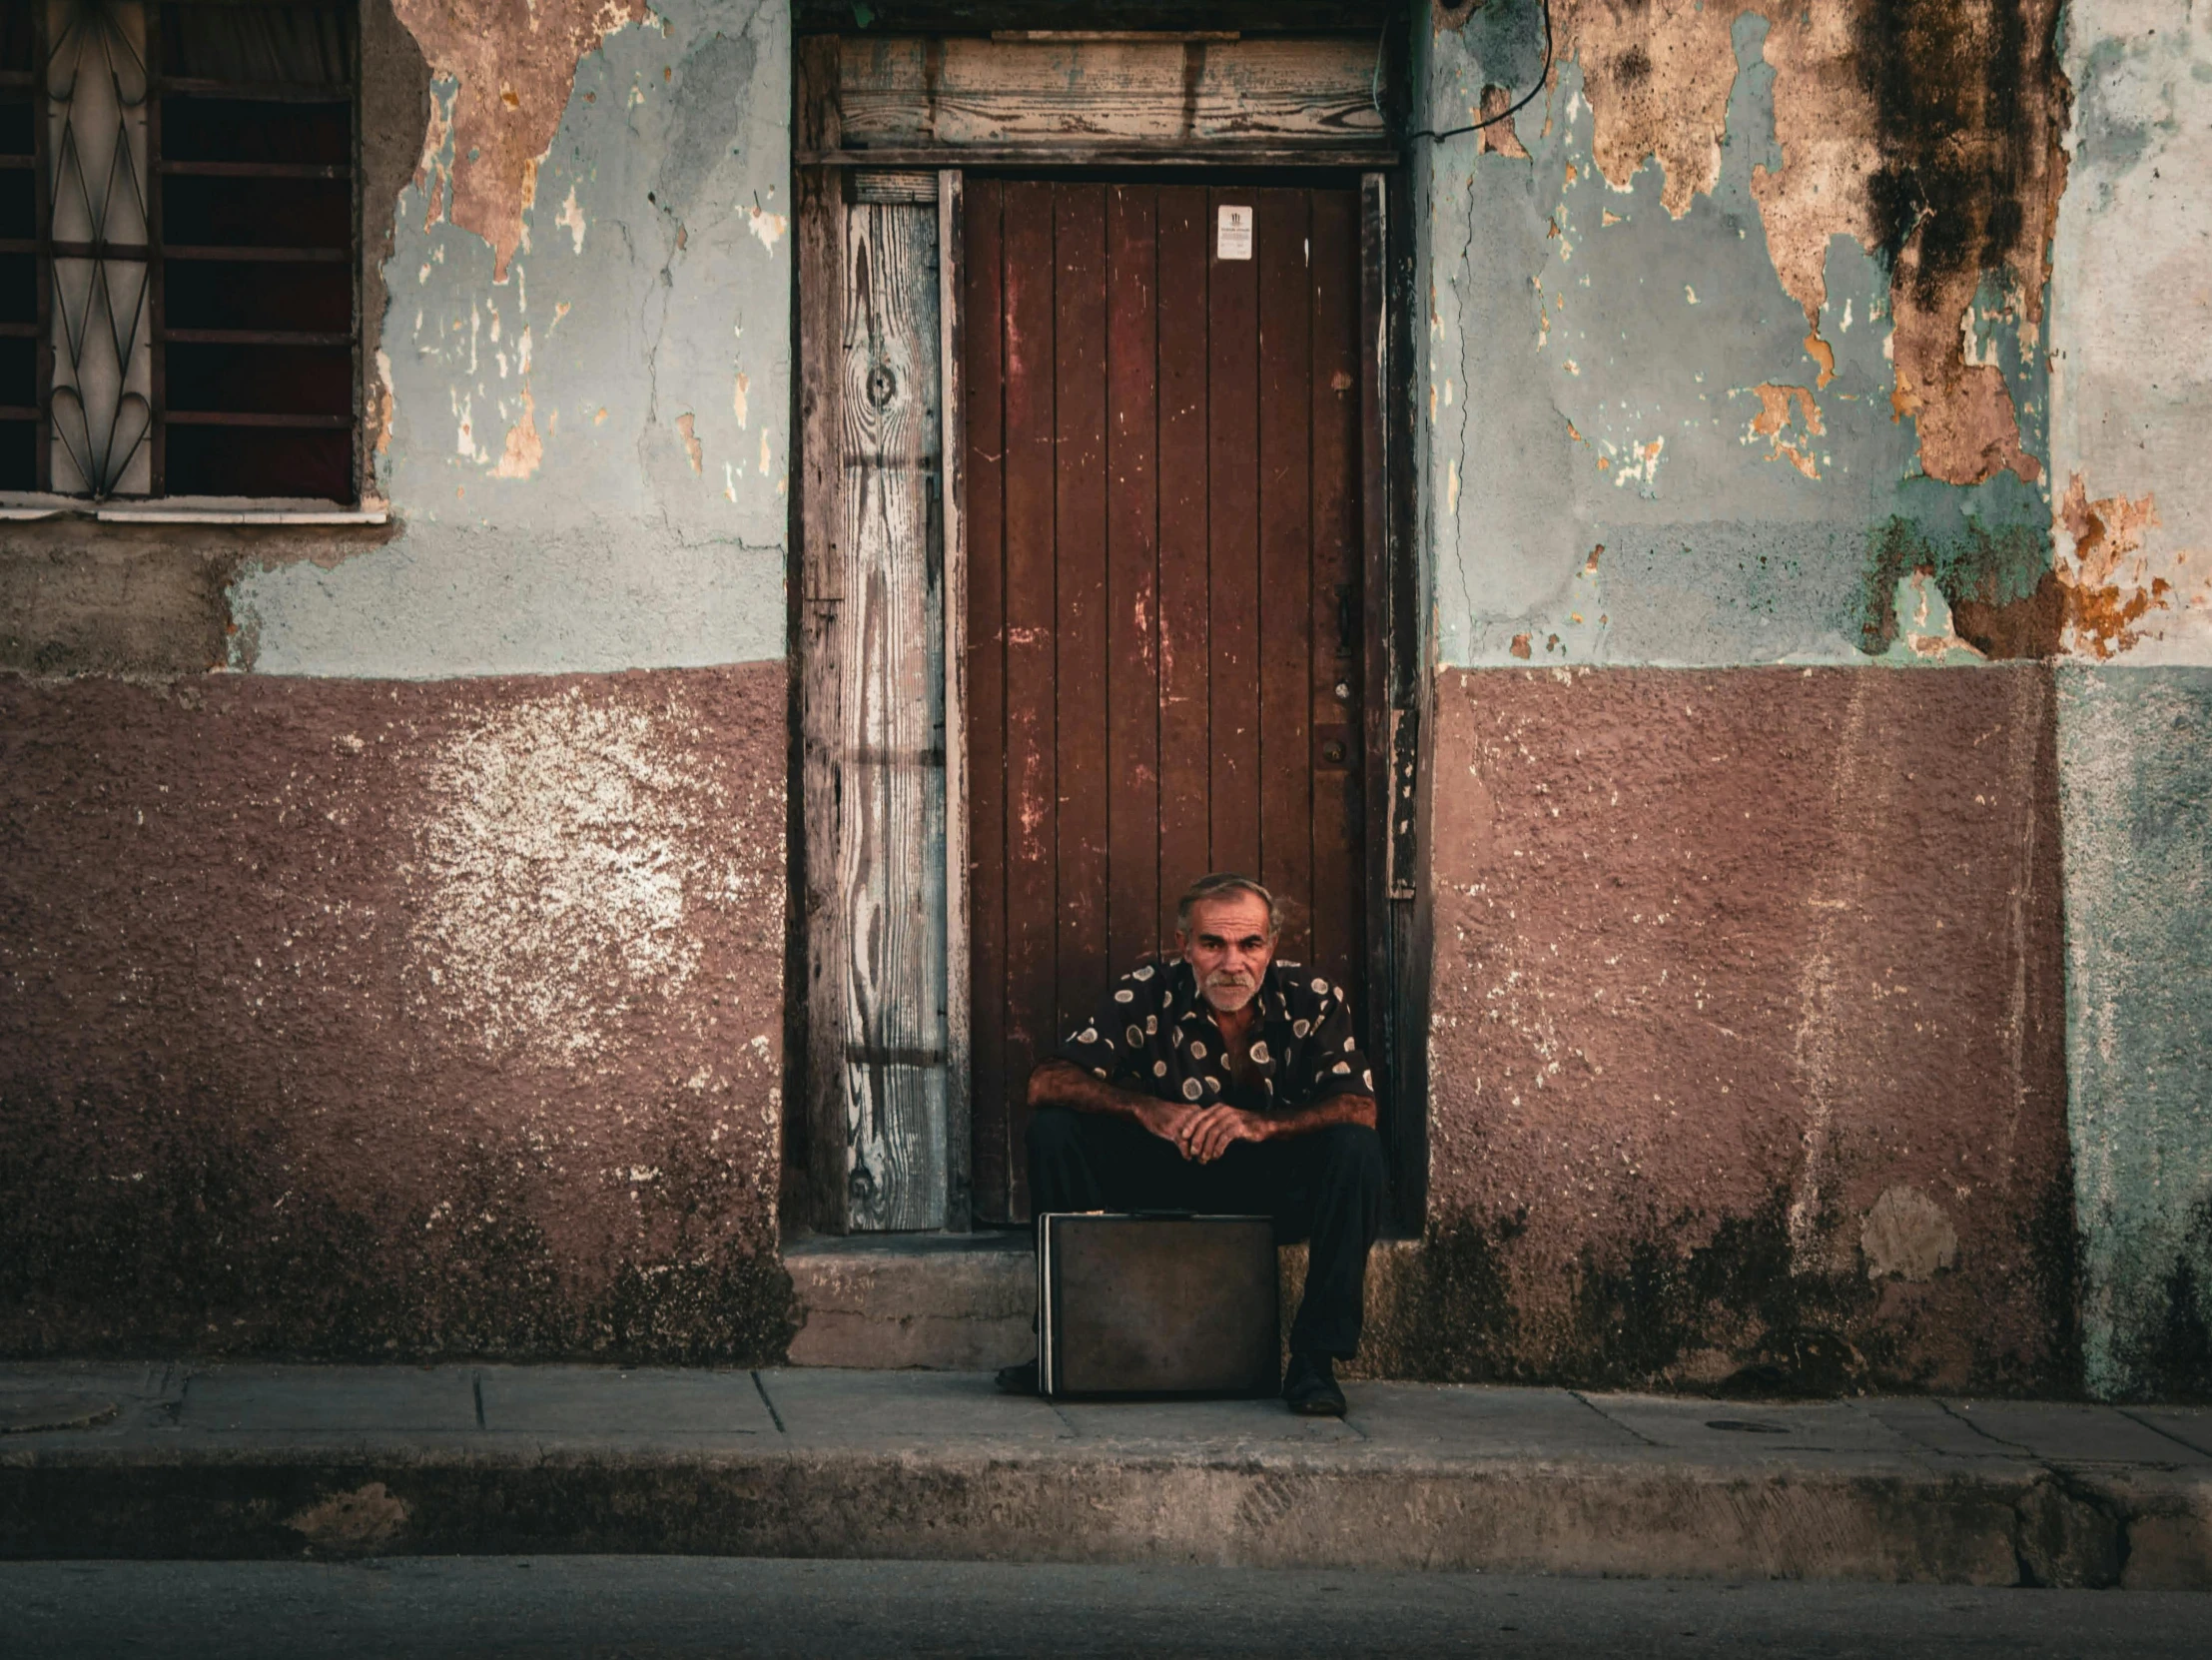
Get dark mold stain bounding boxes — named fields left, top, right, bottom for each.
left=2117, top=1196, right=2212, bottom=1403
left=0, top=1071, right=799, bottom=1364
left=1858, top=510, right=2058, bottom=658
left=1369, top=1211, right=1528, bottom=1381
left=1854, top=0, right=2063, bottom=306
left=1948, top=569, right=2065, bottom=660
left=1382, top=1187, right=2086, bottom=1396
left=1563, top=1191, right=1892, bottom=1396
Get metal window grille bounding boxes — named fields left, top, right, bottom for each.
left=0, top=0, right=360, bottom=501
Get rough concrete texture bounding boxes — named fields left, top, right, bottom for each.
left=784, top=1236, right=1034, bottom=1370
left=4, top=1363, right=2209, bottom=1587
left=0, top=664, right=795, bottom=1361
left=2048, top=0, right=2212, bottom=662
left=1417, top=0, right=2070, bottom=667
left=1401, top=667, right=2073, bottom=1393
left=224, top=0, right=792, bottom=676
left=2059, top=668, right=2212, bottom=1401
left=0, top=519, right=396, bottom=679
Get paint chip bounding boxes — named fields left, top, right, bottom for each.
left=555, top=185, right=586, bottom=255
left=747, top=201, right=788, bottom=254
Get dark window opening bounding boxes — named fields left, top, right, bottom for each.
left=0, top=8, right=35, bottom=491
left=9, top=0, right=359, bottom=502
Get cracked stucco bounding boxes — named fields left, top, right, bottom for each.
left=228, top=0, right=792, bottom=677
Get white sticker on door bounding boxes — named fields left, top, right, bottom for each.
left=1216, top=205, right=1253, bottom=261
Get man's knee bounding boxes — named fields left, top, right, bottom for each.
left=1027, top=1104, right=1084, bottom=1157
left=1315, top=1123, right=1387, bottom=1197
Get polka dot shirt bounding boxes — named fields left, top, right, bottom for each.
left=1056, top=959, right=1376, bottom=1113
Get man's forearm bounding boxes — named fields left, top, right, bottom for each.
left=1028, top=1059, right=1165, bottom=1126
left=1264, top=1093, right=1377, bottom=1138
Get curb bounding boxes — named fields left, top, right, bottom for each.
left=6, top=1442, right=2208, bottom=1588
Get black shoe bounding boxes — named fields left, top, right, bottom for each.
left=995, top=1357, right=1039, bottom=1395
left=1282, top=1351, right=1346, bottom=1416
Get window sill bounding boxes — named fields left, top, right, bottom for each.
left=95, top=505, right=389, bottom=526
left=0, top=496, right=388, bottom=527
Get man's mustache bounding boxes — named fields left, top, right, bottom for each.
left=1204, top=970, right=1252, bottom=989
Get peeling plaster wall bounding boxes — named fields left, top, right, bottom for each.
left=1419, top=0, right=2065, bottom=669
left=230, top=0, right=793, bottom=677
left=0, top=667, right=794, bottom=1359
left=2049, top=0, right=2212, bottom=663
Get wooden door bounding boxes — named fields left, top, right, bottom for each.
left=962, top=180, right=1368, bottom=1224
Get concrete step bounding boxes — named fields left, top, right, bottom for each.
left=784, top=1232, right=1034, bottom=1370
left=3, top=1363, right=2209, bottom=1588
left=780, top=1233, right=1417, bottom=1372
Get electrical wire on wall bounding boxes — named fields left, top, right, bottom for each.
left=1378, top=0, right=1558, bottom=145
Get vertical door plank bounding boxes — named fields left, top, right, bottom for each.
left=963, top=179, right=1011, bottom=1223
left=1000, top=181, right=1059, bottom=1221
left=1054, top=184, right=1112, bottom=1061
left=940, top=168, right=972, bottom=1232
left=839, top=201, right=947, bottom=1232
left=1359, top=175, right=1395, bottom=1093
left=797, top=157, right=849, bottom=1231
left=1307, top=187, right=1364, bottom=999
left=1155, top=186, right=1211, bottom=941
left=1255, top=188, right=1313, bottom=963
left=1205, top=185, right=1262, bottom=879
left=1106, top=187, right=1162, bottom=974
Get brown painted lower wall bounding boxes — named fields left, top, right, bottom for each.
left=1364, top=665, right=2076, bottom=1395
left=0, top=664, right=794, bottom=1361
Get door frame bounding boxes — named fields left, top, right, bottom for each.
left=789, top=32, right=1426, bottom=1237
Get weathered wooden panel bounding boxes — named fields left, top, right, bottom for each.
left=999, top=181, right=1059, bottom=1223
left=939, top=168, right=972, bottom=1231
left=1106, top=186, right=1161, bottom=974
left=1206, top=186, right=1261, bottom=879
left=837, top=36, right=1387, bottom=149
left=1154, top=185, right=1211, bottom=952
left=796, top=42, right=850, bottom=1231
left=1055, top=185, right=1111, bottom=1034
left=1256, top=188, right=1313, bottom=963
left=1308, top=187, right=1365, bottom=999
left=838, top=200, right=947, bottom=1232
left=962, top=178, right=1011, bottom=1222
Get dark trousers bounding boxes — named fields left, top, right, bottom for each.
left=1027, top=1107, right=1388, bottom=1358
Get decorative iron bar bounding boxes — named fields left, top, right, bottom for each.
left=47, top=0, right=153, bottom=498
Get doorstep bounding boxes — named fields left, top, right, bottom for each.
left=779, top=1235, right=1422, bottom=1371
left=783, top=1232, right=1035, bottom=1370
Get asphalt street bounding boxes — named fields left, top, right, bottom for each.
left=6, top=1557, right=2208, bottom=1659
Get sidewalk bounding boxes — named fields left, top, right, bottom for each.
left=3, top=1362, right=2207, bottom=1589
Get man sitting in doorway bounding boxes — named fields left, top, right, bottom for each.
left=996, top=873, right=1387, bottom=1416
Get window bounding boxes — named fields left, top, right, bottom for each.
left=0, top=0, right=359, bottom=503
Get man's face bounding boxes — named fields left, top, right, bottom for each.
left=1175, top=891, right=1277, bottom=1015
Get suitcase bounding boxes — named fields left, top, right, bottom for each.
left=1036, top=1213, right=1279, bottom=1399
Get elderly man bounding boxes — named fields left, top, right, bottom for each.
left=996, top=873, right=1387, bottom=1415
